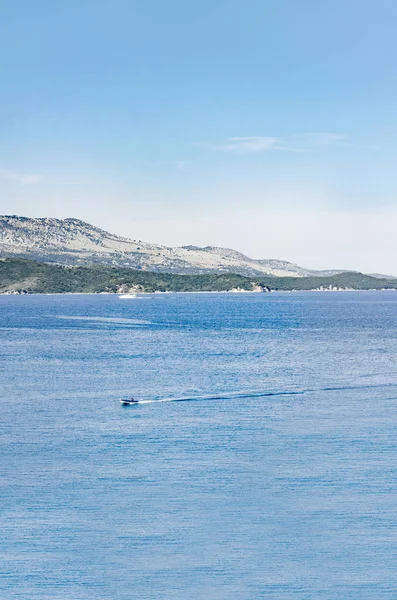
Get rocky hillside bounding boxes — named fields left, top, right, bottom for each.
left=0, top=215, right=341, bottom=277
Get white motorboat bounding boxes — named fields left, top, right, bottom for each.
left=118, top=293, right=137, bottom=299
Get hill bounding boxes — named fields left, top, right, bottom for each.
left=1, top=258, right=396, bottom=295
left=0, top=215, right=344, bottom=278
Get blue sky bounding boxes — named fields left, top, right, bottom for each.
left=1, top=0, right=397, bottom=271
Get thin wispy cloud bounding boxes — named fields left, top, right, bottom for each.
left=0, top=169, right=42, bottom=185
left=211, top=133, right=346, bottom=154
left=175, top=160, right=191, bottom=172
left=215, top=137, right=281, bottom=153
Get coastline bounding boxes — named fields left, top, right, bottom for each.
left=1, top=288, right=396, bottom=297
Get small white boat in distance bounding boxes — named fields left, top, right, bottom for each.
left=118, top=293, right=137, bottom=299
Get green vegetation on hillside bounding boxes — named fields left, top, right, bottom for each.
left=1, top=258, right=396, bottom=294
left=257, top=271, right=397, bottom=291
left=0, top=259, right=257, bottom=293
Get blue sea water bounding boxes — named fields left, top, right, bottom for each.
left=1, top=291, right=397, bottom=600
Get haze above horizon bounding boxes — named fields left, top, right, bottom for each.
left=1, top=1, right=396, bottom=273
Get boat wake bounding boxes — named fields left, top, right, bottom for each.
left=124, top=389, right=305, bottom=405
left=122, top=381, right=397, bottom=405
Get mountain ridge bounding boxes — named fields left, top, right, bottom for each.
left=0, top=215, right=374, bottom=278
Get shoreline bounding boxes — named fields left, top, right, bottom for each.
left=1, top=288, right=396, bottom=297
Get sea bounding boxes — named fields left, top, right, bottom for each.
left=1, top=291, right=397, bottom=600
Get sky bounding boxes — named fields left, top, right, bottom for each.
left=1, top=0, right=397, bottom=273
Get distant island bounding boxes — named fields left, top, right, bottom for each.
left=1, top=216, right=396, bottom=293
left=1, top=258, right=396, bottom=294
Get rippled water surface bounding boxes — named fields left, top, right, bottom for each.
left=1, top=292, right=397, bottom=599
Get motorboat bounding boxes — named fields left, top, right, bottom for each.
left=120, top=398, right=139, bottom=405
left=118, top=294, right=137, bottom=299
